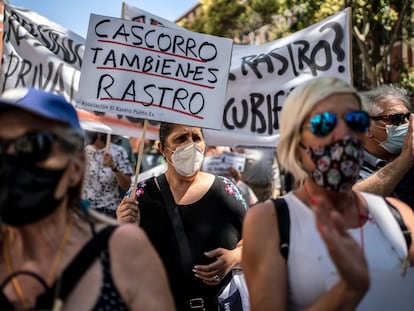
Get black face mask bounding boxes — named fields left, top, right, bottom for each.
left=0, top=155, right=66, bottom=226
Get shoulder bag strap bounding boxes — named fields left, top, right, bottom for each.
left=271, top=197, right=290, bottom=260
left=156, top=174, right=193, bottom=271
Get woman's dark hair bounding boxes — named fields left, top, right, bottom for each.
left=158, top=122, right=204, bottom=147
left=158, top=122, right=176, bottom=147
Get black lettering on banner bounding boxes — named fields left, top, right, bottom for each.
left=91, top=47, right=104, bottom=63
left=233, top=22, right=345, bottom=80
left=130, top=25, right=144, bottom=45
left=268, top=48, right=289, bottom=75
left=294, top=40, right=333, bottom=75
left=92, top=47, right=218, bottom=85
left=92, top=18, right=218, bottom=63
left=122, top=80, right=137, bottom=101
left=286, top=44, right=299, bottom=77
left=188, top=92, right=204, bottom=115
left=198, top=42, right=217, bottom=62
left=158, top=33, right=172, bottom=52
left=94, top=77, right=206, bottom=117
left=112, top=23, right=130, bottom=42
left=97, top=74, right=115, bottom=98
left=319, top=22, right=345, bottom=73
left=103, top=50, right=117, bottom=67
left=223, top=98, right=249, bottom=130
left=223, top=91, right=285, bottom=135
left=120, top=53, right=141, bottom=69
left=1, top=51, right=79, bottom=102
left=4, top=7, right=83, bottom=67
left=95, top=19, right=110, bottom=38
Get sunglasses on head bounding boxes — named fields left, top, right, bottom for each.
left=0, top=132, right=63, bottom=162
left=307, top=111, right=370, bottom=137
left=370, top=113, right=410, bottom=126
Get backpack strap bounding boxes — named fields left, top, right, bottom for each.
left=35, top=225, right=117, bottom=309
left=271, top=198, right=290, bottom=260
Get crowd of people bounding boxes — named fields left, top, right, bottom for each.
left=1, top=76, right=414, bottom=310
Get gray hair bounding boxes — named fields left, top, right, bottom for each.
left=360, top=85, right=410, bottom=116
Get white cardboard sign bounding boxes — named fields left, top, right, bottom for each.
left=76, top=14, right=233, bottom=130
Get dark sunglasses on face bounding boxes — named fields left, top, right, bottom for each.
left=0, top=132, right=64, bottom=162
left=307, top=111, right=370, bottom=137
left=370, top=113, right=411, bottom=126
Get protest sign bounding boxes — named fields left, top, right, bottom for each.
left=203, top=8, right=352, bottom=147
left=77, top=14, right=233, bottom=130
left=202, top=151, right=246, bottom=176
left=0, top=1, right=84, bottom=103
left=1, top=2, right=351, bottom=147
left=121, top=4, right=353, bottom=147
left=0, top=2, right=161, bottom=139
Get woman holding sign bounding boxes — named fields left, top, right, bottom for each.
left=117, top=122, right=247, bottom=311
left=242, top=77, right=414, bottom=311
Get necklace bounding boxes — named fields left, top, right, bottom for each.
left=2, top=215, right=73, bottom=309
left=302, top=182, right=368, bottom=251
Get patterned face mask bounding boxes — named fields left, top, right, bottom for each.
left=303, top=136, right=364, bottom=192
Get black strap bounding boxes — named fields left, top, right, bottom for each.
left=271, top=198, right=290, bottom=260
left=385, top=198, right=412, bottom=249
left=35, top=225, right=117, bottom=308
left=156, top=174, right=193, bottom=271
left=272, top=196, right=412, bottom=261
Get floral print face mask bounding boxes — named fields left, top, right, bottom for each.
left=303, top=136, right=364, bottom=192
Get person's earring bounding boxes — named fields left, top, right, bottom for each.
left=69, top=177, right=76, bottom=186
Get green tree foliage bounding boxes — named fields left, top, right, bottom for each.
left=180, top=0, right=414, bottom=89
left=179, top=0, right=246, bottom=39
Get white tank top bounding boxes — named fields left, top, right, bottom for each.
left=283, top=191, right=414, bottom=311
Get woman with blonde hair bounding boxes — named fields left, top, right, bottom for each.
left=242, top=77, right=414, bottom=311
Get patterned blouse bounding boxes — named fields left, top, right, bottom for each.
left=83, top=143, right=133, bottom=211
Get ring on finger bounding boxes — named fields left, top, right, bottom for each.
left=213, top=275, right=220, bottom=282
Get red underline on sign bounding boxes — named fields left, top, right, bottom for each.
left=97, top=39, right=205, bottom=63
left=99, top=97, right=204, bottom=119
left=96, top=66, right=215, bottom=89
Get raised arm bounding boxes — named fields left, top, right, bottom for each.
left=354, top=115, right=414, bottom=195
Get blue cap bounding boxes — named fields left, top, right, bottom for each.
left=0, top=88, right=82, bottom=132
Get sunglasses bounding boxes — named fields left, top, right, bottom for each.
left=0, top=132, right=64, bottom=162
left=371, top=113, right=411, bottom=126
left=307, top=111, right=370, bottom=137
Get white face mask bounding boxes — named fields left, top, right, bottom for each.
left=169, top=142, right=204, bottom=177
left=375, top=123, right=408, bottom=154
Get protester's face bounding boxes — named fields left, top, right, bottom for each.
left=0, top=109, right=85, bottom=225
left=0, top=109, right=83, bottom=198
left=299, top=93, right=366, bottom=170
left=0, top=109, right=71, bottom=169
left=366, top=99, right=410, bottom=158
left=161, top=125, right=205, bottom=157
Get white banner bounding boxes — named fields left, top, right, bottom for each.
left=1, top=2, right=351, bottom=147
left=202, top=151, right=246, bottom=176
